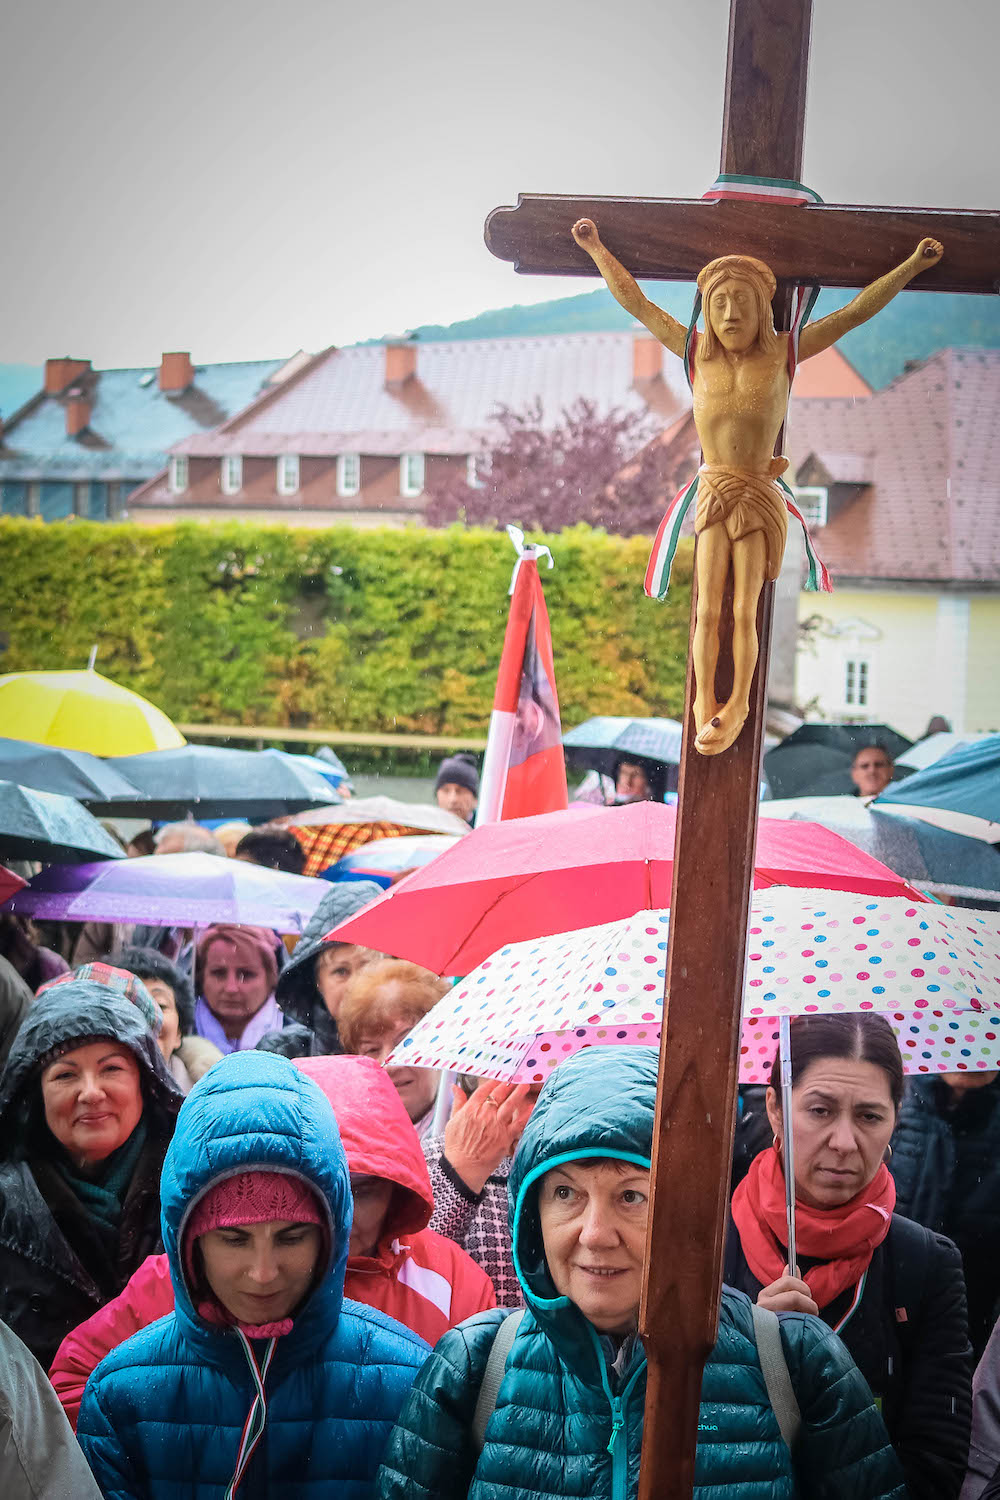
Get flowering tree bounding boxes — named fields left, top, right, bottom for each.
left=425, top=398, right=678, bottom=535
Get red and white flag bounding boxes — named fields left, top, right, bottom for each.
left=476, top=529, right=568, bottom=826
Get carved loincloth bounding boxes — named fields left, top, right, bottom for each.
left=694, top=463, right=789, bottom=582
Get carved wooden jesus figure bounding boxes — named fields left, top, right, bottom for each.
left=571, top=219, right=943, bottom=755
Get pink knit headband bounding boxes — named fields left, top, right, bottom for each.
left=186, top=1170, right=324, bottom=1244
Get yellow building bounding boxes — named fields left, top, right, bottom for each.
left=789, top=349, right=1000, bottom=739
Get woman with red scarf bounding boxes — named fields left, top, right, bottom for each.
left=725, top=1012, right=973, bottom=1500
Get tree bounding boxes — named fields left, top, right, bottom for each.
left=424, top=398, right=681, bottom=535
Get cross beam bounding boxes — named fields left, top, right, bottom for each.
left=486, top=196, right=1000, bottom=294
left=484, top=2, right=997, bottom=1498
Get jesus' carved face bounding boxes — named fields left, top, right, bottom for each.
left=707, top=276, right=761, bottom=352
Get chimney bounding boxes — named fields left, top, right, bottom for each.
left=384, top=339, right=417, bottom=385
left=159, top=351, right=195, bottom=393
left=65, top=391, right=91, bottom=437
left=632, top=333, right=662, bottom=382
left=45, top=357, right=91, bottom=395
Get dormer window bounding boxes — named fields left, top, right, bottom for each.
left=400, top=451, right=425, bottom=498
left=337, top=453, right=361, bottom=498
left=221, top=455, right=243, bottom=495
left=276, top=454, right=300, bottom=496
left=466, top=453, right=490, bottom=489
left=168, top=455, right=188, bottom=494
left=793, top=485, right=828, bottom=529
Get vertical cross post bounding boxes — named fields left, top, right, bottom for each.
left=637, top=4, right=811, bottom=1498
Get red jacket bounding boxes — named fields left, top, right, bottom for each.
left=50, top=1054, right=494, bottom=1427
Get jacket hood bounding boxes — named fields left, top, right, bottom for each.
left=295, top=1054, right=432, bottom=1269
left=508, top=1047, right=657, bottom=1371
left=0, top=954, right=31, bottom=1071
left=275, top=880, right=383, bottom=1033
left=160, top=1050, right=352, bottom=1363
left=0, top=981, right=182, bottom=1159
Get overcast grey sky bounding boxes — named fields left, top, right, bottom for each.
left=1, top=0, right=996, bottom=366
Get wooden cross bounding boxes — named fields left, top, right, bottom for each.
left=484, top=3, right=1000, bottom=1497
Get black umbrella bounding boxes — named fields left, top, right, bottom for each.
left=92, top=745, right=340, bottom=821
left=0, top=780, right=126, bottom=864
left=0, top=737, right=142, bottom=804
left=781, top=723, right=913, bottom=758
left=764, top=723, right=914, bottom=800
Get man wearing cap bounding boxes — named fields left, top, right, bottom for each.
left=434, top=754, right=479, bottom=826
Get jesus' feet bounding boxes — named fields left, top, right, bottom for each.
left=693, top=693, right=722, bottom=739
left=695, top=698, right=750, bottom=757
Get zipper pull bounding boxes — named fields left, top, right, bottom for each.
left=607, top=1396, right=624, bottom=1455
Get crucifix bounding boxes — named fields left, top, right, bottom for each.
left=484, top=3, right=1000, bottom=1497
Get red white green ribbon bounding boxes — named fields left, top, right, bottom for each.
left=684, top=174, right=825, bottom=388
left=652, top=174, right=832, bottom=600
left=225, top=1332, right=277, bottom=1498
left=644, top=474, right=832, bottom=601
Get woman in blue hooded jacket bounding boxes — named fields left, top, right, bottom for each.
left=78, top=1050, right=429, bottom=1498
left=377, top=1046, right=906, bottom=1500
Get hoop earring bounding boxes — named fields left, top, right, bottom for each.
left=883, top=1143, right=893, bottom=1162
left=773, top=1136, right=782, bottom=1156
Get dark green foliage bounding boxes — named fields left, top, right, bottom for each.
left=0, top=519, right=692, bottom=733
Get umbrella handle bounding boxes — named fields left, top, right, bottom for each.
left=779, top=1015, right=798, bottom=1277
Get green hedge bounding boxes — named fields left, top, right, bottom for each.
left=0, top=519, right=692, bottom=734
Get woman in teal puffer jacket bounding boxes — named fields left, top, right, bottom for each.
left=78, top=1050, right=429, bottom=1498
left=377, top=1046, right=906, bottom=1500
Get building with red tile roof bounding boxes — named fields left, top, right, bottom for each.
left=130, top=335, right=865, bottom=525
left=787, top=349, right=1000, bottom=736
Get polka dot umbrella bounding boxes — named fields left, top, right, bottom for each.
left=387, top=891, right=1000, bottom=1086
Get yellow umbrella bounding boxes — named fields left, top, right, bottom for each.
left=0, top=670, right=186, bottom=756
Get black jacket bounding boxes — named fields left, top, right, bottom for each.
left=891, top=1076, right=1000, bottom=1356
left=0, top=982, right=181, bottom=1368
left=725, top=1210, right=972, bottom=1500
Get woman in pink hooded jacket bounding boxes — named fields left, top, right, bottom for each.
left=51, top=1054, right=494, bottom=1426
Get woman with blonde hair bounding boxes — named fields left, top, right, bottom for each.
left=339, top=960, right=448, bottom=1134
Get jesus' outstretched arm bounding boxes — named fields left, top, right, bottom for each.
left=571, top=219, right=688, bottom=359
left=798, top=238, right=944, bottom=361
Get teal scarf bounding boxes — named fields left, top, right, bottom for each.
left=56, top=1120, right=148, bottom=1235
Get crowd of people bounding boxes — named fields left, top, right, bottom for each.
left=1, top=751, right=999, bottom=1498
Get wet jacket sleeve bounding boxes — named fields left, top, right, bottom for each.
left=77, top=1376, right=143, bottom=1500
left=377, top=1310, right=505, bottom=1500
left=0, top=1320, right=104, bottom=1500
left=49, top=1254, right=173, bottom=1431
left=780, top=1311, right=908, bottom=1500
left=961, top=1314, right=1000, bottom=1500
left=896, top=1231, right=972, bottom=1500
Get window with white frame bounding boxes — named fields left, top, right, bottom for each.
left=844, top=656, right=870, bottom=709
left=168, top=455, right=189, bottom=494
left=793, top=485, right=828, bottom=529
left=220, top=455, right=243, bottom=495
left=466, top=452, right=490, bottom=489
left=399, top=451, right=425, bottom=498
left=336, top=453, right=361, bottom=498
left=276, top=454, right=300, bottom=495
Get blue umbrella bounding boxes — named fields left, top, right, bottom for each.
left=0, top=737, right=142, bottom=804
left=760, top=795, right=1000, bottom=900
left=874, top=734, right=1000, bottom=842
left=271, top=751, right=348, bottom=796
left=896, top=732, right=991, bottom=773
left=92, top=745, right=337, bottom=821
left=0, top=780, right=126, bottom=864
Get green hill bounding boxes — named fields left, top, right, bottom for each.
left=384, top=285, right=1000, bottom=390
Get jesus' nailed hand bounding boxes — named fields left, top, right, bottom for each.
left=571, top=218, right=943, bottom=756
